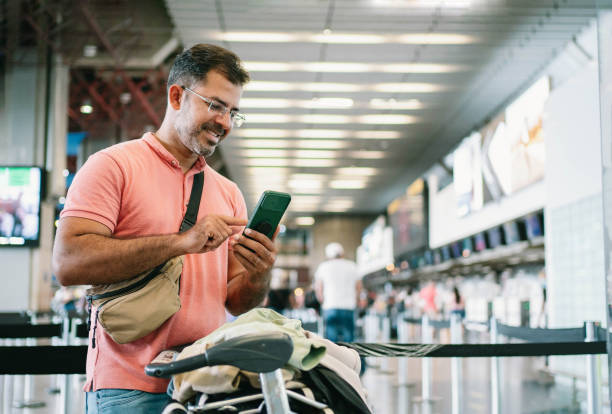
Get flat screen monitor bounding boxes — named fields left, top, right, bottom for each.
left=432, top=249, right=441, bottom=265
left=450, top=241, right=462, bottom=258
left=387, top=179, right=427, bottom=259
left=486, top=226, right=503, bottom=248
left=424, top=250, right=433, bottom=266
left=441, top=245, right=451, bottom=262
left=0, top=166, right=43, bottom=247
left=461, top=237, right=473, bottom=257
left=474, top=232, right=487, bottom=251
left=524, top=212, right=544, bottom=239
left=502, top=221, right=521, bottom=245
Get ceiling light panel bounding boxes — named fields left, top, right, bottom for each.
left=206, top=31, right=478, bottom=45
left=246, top=81, right=445, bottom=93
left=370, top=99, right=424, bottom=109
left=245, top=114, right=419, bottom=125
left=232, top=129, right=403, bottom=139
left=238, top=149, right=338, bottom=158
left=231, top=139, right=350, bottom=149
left=240, top=149, right=289, bottom=158
left=239, top=98, right=353, bottom=109
left=240, top=98, right=425, bottom=110
left=335, top=167, right=380, bottom=176
left=349, top=151, right=387, bottom=159
left=330, top=180, right=368, bottom=189
left=244, top=61, right=465, bottom=73
left=295, top=216, right=315, bottom=226
left=242, top=158, right=339, bottom=167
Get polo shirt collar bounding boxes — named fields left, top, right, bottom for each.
left=143, top=132, right=207, bottom=173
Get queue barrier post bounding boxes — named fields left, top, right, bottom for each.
left=585, top=321, right=601, bottom=414
left=422, top=314, right=432, bottom=401
left=317, top=315, right=324, bottom=338
left=396, top=312, right=412, bottom=387
left=61, top=316, right=72, bottom=414
left=381, top=315, right=393, bottom=373
left=490, top=318, right=501, bottom=414
left=364, top=312, right=380, bottom=369
left=12, top=315, right=49, bottom=411
left=450, top=313, right=463, bottom=414
left=2, top=339, right=13, bottom=414
left=412, top=314, right=440, bottom=408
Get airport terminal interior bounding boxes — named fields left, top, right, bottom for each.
left=3, top=0, right=612, bottom=413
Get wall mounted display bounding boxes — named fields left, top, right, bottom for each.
left=474, top=232, right=487, bottom=251
left=387, top=178, right=427, bottom=259
left=486, top=226, right=503, bottom=249
left=0, top=166, right=43, bottom=247
left=357, top=215, right=394, bottom=276
left=487, top=76, right=549, bottom=196
left=524, top=211, right=544, bottom=240
left=453, top=132, right=484, bottom=217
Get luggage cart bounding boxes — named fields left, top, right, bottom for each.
left=145, top=332, right=329, bottom=414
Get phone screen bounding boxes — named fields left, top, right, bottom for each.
left=245, top=191, right=291, bottom=239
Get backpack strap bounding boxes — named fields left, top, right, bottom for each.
left=179, top=171, right=204, bottom=232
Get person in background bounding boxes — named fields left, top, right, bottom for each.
left=536, top=269, right=547, bottom=328
left=419, top=280, right=438, bottom=317
left=314, top=242, right=362, bottom=342
left=449, top=286, right=466, bottom=319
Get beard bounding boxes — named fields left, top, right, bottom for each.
left=176, top=119, right=225, bottom=158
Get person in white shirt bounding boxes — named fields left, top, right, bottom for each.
left=314, top=242, right=362, bottom=342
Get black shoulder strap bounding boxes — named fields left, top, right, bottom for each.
left=179, top=171, right=204, bottom=232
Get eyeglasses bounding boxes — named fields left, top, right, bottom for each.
left=181, top=86, right=246, bottom=128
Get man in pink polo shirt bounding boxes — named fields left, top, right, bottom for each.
left=52, top=44, right=277, bottom=413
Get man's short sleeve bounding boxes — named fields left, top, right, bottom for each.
left=60, top=152, right=124, bottom=232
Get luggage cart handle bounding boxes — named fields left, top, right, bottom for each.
left=145, top=332, right=293, bottom=378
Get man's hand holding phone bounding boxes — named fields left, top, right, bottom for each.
left=180, top=215, right=247, bottom=254
left=231, top=191, right=290, bottom=277
left=231, top=226, right=279, bottom=275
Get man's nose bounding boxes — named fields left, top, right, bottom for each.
left=215, top=111, right=232, bottom=131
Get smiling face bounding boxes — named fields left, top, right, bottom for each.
left=174, top=70, right=243, bottom=158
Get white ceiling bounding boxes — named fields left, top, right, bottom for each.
left=165, top=0, right=597, bottom=221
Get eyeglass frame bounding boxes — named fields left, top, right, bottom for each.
left=180, top=85, right=246, bottom=128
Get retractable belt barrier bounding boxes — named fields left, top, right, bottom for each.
left=0, top=316, right=608, bottom=414
left=0, top=317, right=606, bottom=371
left=403, top=315, right=610, bottom=343
left=0, top=323, right=63, bottom=339
left=0, top=340, right=604, bottom=376
left=340, top=341, right=607, bottom=358
left=0, top=346, right=88, bottom=374
left=497, top=323, right=589, bottom=343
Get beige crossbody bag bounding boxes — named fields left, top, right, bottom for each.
left=85, top=172, right=204, bottom=346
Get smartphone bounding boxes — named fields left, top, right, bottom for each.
left=245, top=191, right=291, bottom=239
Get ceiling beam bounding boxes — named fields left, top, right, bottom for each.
left=77, top=0, right=162, bottom=128
left=72, top=71, right=123, bottom=127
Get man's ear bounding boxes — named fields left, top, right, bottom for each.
left=168, top=84, right=183, bottom=110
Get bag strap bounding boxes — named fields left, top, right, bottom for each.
left=179, top=171, right=204, bottom=233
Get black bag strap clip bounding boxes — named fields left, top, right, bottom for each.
left=180, top=171, right=204, bottom=233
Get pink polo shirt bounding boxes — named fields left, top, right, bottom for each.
left=60, top=133, right=247, bottom=393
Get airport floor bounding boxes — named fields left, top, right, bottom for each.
left=361, top=356, right=590, bottom=414
left=0, top=354, right=600, bottom=414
